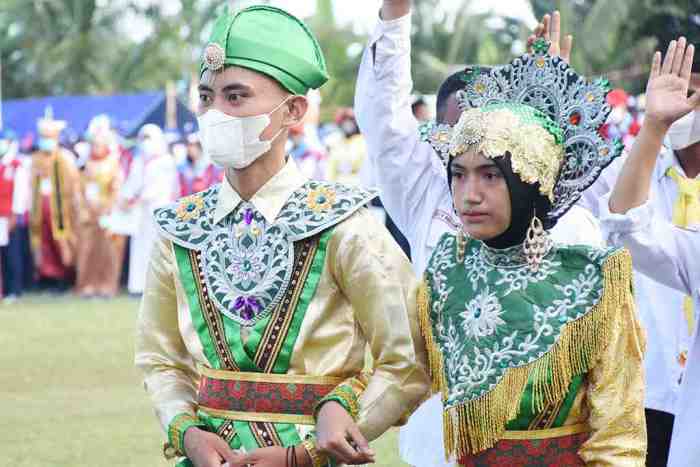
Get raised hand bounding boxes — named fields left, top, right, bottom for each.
left=527, top=11, right=573, bottom=63
left=645, top=37, right=700, bottom=129
left=381, top=0, right=411, bottom=21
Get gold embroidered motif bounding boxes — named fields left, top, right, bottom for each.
left=176, top=195, right=205, bottom=221
left=449, top=106, right=564, bottom=202
left=306, top=187, right=336, bottom=213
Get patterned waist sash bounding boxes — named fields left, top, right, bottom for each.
left=197, top=366, right=343, bottom=425
left=459, top=424, right=589, bottom=467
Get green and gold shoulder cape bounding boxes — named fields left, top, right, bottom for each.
left=419, top=233, right=633, bottom=457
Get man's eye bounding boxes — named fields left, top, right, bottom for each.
left=227, top=94, right=242, bottom=103
left=199, top=94, right=211, bottom=104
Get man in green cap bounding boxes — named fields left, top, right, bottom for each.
left=135, top=5, right=429, bottom=467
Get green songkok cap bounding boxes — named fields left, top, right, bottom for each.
left=201, top=5, right=329, bottom=95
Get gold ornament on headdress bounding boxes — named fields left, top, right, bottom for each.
left=448, top=105, right=565, bottom=202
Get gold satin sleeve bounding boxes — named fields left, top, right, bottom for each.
left=327, top=208, right=430, bottom=441
left=577, top=289, right=647, bottom=466
left=134, top=233, right=200, bottom=431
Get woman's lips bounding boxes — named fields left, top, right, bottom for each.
left=462, top=211, right=489, bottom=223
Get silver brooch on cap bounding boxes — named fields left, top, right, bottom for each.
left=203, top=42, right=225, bottom=72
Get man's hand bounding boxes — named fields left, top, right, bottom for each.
left=316, top=401, right=375, bottom=465
left=381, top=0, right=410, bottom=21
left=236, top=446, right=312, bottom=467
left=184, top=427, right=244, bottom=467
left=645, top=37, right=700, bottom=130
left=527, top=11, right=573, bottom=63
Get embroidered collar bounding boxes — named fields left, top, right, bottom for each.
left=214, top=158, right=307, bottom=224
left=479, top=238, right=553, bottom=269
left=426, top=234, right=617, bottom=406
left=154, top=179, right=377, bottom=326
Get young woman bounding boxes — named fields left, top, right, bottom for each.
left=419, top=39, right=647, bottom=466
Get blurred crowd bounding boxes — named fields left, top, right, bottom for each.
left=0, top=87, right=644, bottom=302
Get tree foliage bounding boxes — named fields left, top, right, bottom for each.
left=2, top=0, right=695, bottom=112
left=530, top=0, right=697, bottom=93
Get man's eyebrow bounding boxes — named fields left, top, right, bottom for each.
left=221, top=83, right=253, bottom=93
left=197, top=82, right=253, bottom=94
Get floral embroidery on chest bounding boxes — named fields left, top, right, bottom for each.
left=426, top=234, right=612, bottom=408
left=154, top=181, right=376, bottom=327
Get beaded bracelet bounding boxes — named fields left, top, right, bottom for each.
left=314, top=384, right=360, bottom=422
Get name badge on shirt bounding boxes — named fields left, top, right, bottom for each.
left=40, top=178, right=53, bottom=195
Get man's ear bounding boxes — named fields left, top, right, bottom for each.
left=283, top=95, right=309, bottom=127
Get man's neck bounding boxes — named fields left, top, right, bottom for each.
left=676, top=144, right=700, bottom=178
left=225, top=148, right=286, bottom=200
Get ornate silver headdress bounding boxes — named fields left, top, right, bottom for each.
left=421, top=39, right=623, bottom=221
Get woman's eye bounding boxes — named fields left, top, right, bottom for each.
left=227, top=94, right=241, bottom=103
left=199, top=94, right=211, bottom=104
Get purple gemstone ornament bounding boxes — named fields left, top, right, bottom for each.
left=244, top=208, right=254, bottom=225
left=234, top=296, right=261, bottom=321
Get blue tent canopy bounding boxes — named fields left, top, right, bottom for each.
left=2, top=91, right=197, bottom=141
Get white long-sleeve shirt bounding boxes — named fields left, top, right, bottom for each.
left=600, top=193, right=700, bottom=467
left=355, top=12, right=603, bottom=467
left=581, top=148, right=693, bottom=415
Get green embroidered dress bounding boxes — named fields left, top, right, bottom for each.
left=419, top=233, right=647, bottom=464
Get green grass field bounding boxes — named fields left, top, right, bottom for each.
left=0, top=294, right=407, bottom=467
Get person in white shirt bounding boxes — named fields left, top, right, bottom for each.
left=579, top=55, right=700, bottom=467
left=355, top=3, right=601, bottom=466
left=602, top=36, right=700, bottom=467
left=125, top=124, right=177, bottom=294
left=0, top=129, right=32, bottom=302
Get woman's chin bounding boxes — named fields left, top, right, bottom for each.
left=463, top=228, right=494, bottom=241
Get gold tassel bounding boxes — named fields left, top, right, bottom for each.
left=426, top=249, right=634, bottom=459
left=417, top=281, right=448, bottom=396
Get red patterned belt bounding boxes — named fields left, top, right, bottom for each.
left=459, top=424, right=589, bottom=467
left=196, top=366, right=343, bottom=425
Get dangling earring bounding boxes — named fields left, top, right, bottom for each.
left=456, top=228, right=467, bottom=262
left=523, top=211, right=548, bottom=272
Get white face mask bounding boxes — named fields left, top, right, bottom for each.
left=667, top=111, right=700, bottom=150
left=197, top=96, right=292, bottom=169
left=141, top=138, right=161, bottom=156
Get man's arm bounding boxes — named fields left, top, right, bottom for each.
left=354, top=0, right=450, bottom=246
left=603, top=38, right=700, bottom=296
left=601, top=198, right=700, bottom=296
left=609, top=38, right=700, bottom=214
left=317, top=208, right=430, bottom=462
left=134, top=234, right=199, bottom=433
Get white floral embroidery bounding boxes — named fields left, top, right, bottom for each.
left=460, top=287, right=505, bottom=340
left=425, top=235, right=607, bottom=408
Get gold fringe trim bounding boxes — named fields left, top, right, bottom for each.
left=419, top=250, right=633, bottom=459
left=418, top=281, right=448, bottom=398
